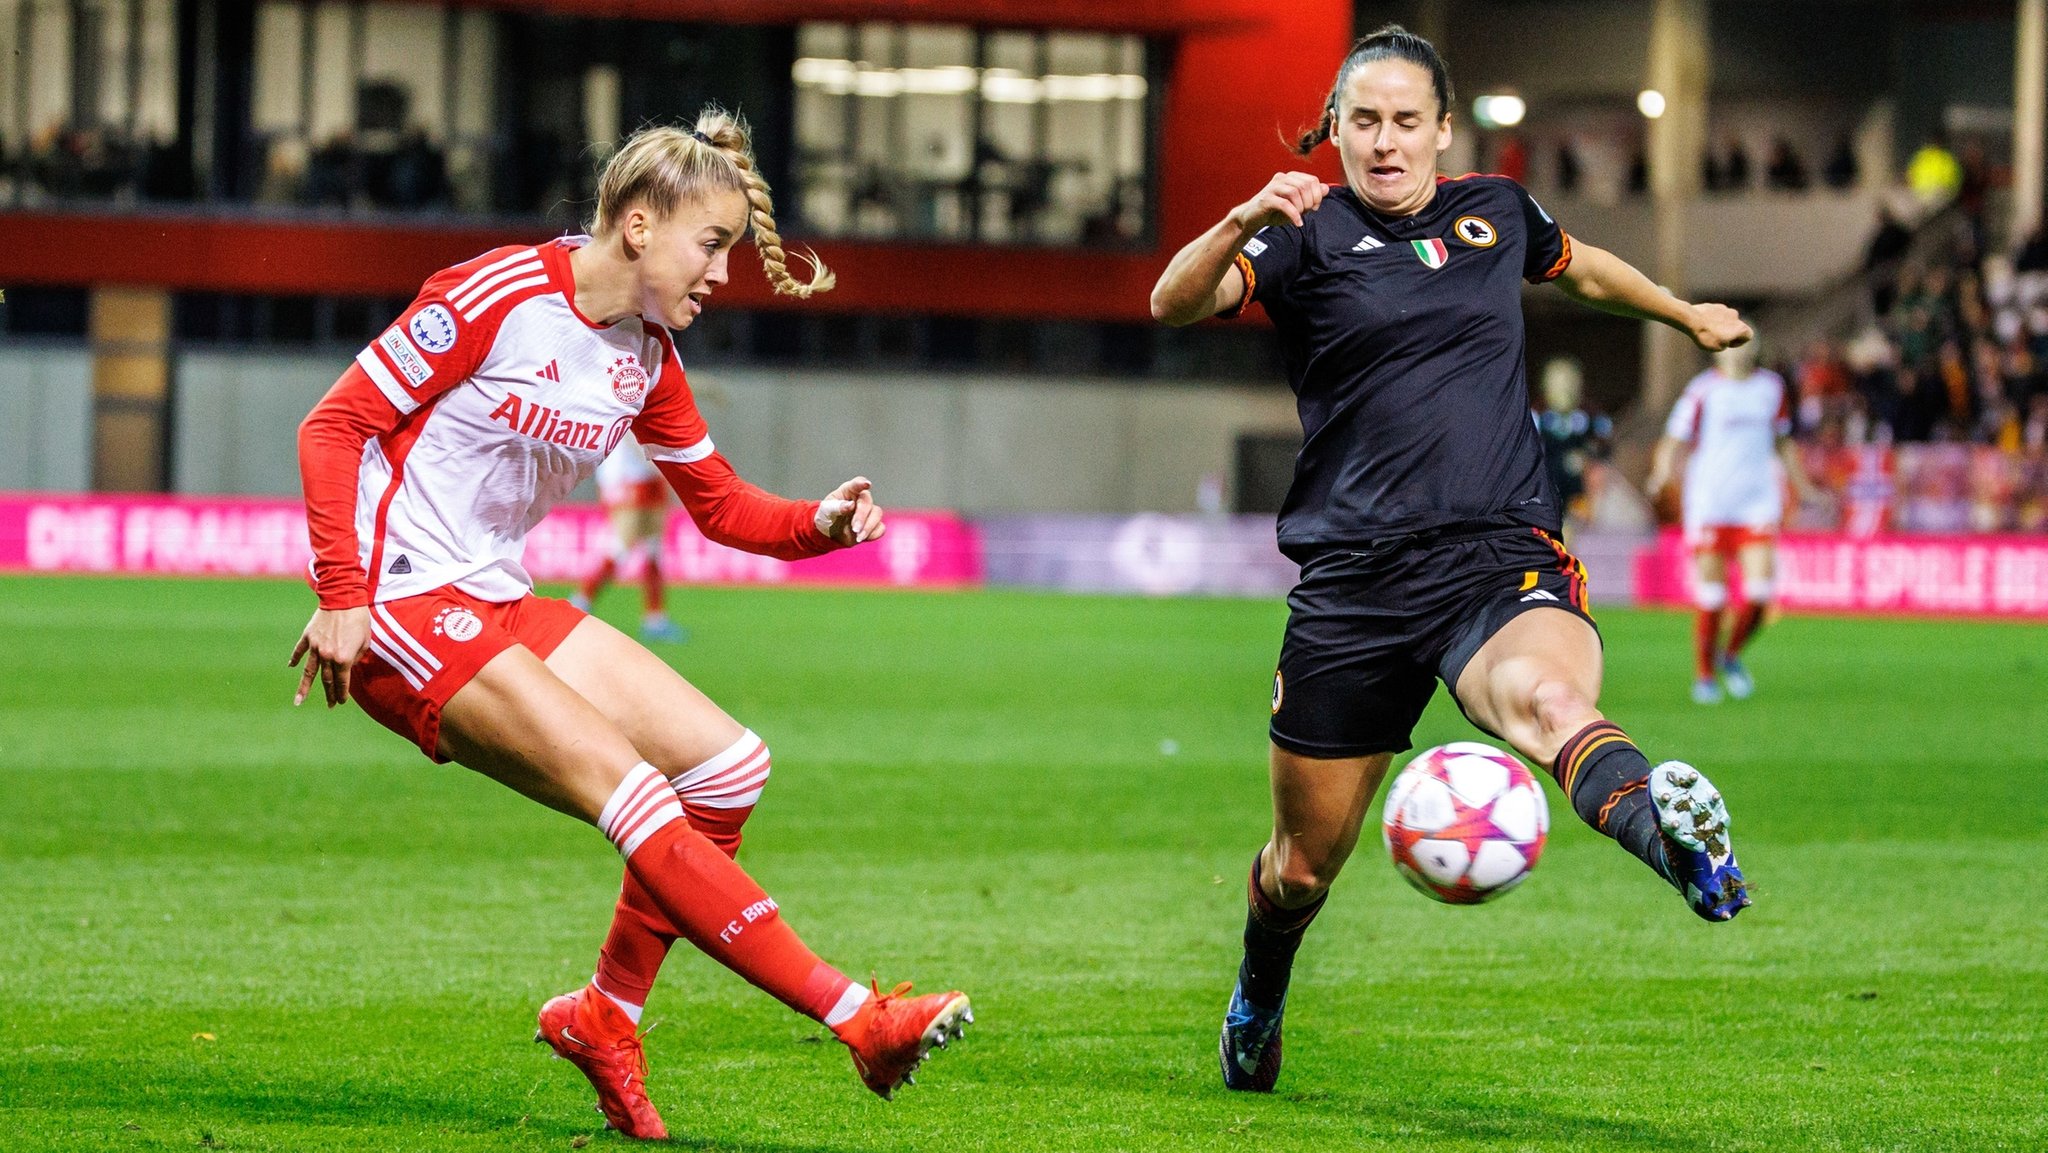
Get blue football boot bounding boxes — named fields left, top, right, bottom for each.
left=1219, top=968, right=1286, bottom=1092
left=1650, top=761, right=1752, bottom=922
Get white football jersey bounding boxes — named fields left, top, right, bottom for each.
left=1665, top=368, right=1792, bottom=529
left=341, top=238, right=711, bottom=603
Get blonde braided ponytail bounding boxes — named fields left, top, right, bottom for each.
left=589, top=106, right=833, bottom=298
left=693, top=109, right=835, bottom=298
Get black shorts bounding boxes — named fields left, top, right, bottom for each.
left=1268, top=527, right=1598, bottom=759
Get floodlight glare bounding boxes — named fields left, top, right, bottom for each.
left=1473, top=94, right=1526, bottom=128
left=1637, top=89, right=1667, bottom=119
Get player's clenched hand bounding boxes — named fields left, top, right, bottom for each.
left=815, top=476, right=885, bottom=546
left=1233, top=172, right=1329, bottom=232
left=290, top=606, right=371, bottom=708
left=1688, top=303, right=1753, bottom=352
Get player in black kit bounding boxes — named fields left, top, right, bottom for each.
left=1150, top=25, right=1755, bottom=1093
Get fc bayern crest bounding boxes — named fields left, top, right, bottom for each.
left=433, top=606, right=483, bottom=643
left=608, top=355, right=650, bottom=405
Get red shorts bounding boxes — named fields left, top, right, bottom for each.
left=601, top=479, right=668, bottom=511
left=351, top=587, right=586, bottom=761
left=1687, top=524, right=1776, bottom=555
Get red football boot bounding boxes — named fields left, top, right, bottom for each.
left=832, top=979, right=973, bottom=1100
left=534, top=987, right=668, bottom=1140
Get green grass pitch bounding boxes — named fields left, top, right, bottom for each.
left=2, top=575, right=2044, bottom=1151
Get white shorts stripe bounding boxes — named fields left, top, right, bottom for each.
left=643, top=437, right=716, bottom=465
left=372, top=604, right=443, bottom=671
left=367, top=635, right=427, bottom=691
left=449, top=248, right=538, bottom=304
left=461, top=273, right=549, bottom=321
left=368, top=619, right=433, bottom=685
left=355, top=348, right=418, bottom=414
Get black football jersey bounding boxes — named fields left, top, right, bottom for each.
left=1227, top=176, right=1574, bottom=559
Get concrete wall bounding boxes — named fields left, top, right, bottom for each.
left=171, top=351, right=344, bottom=497
left=161, top=351, right=1301, bottom=512
left=0, top=343, right=93, bottom=492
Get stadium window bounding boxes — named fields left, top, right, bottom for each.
left=248, top=0, right=497, bottom=211
left=1, top=0, right=181, bottom=205
left=791, top=22, right=1158, bottom=248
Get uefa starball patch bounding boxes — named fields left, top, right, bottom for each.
left=409, top=304, right=459, bottom=354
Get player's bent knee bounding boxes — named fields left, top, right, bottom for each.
left=671, top=728, right=772, bottom=811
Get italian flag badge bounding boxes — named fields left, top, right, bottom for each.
left=1412, top=238, right=1449, bottom=269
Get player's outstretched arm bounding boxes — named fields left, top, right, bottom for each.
left=1554, top=240, right=1752, bottom=351
left=655, top=455, right=880, bottom=559
left=1150, top=172, right=1327, bottom=327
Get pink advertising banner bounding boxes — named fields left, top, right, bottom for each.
left=0, top=493, right=983, bottom=588
left=1634, top=530, right=2048, bottom=618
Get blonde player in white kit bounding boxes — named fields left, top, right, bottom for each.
left=1647, top=341, right=1824, bottom=703
left=573, top=432, right=687, bottom=642
left=289, top=110, right=972, bottom=1139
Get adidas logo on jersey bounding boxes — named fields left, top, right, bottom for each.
left=536, top=360, right=561, bottom=382
left=388, top=554, right=413, bottom=575
left=1520, top=588, right=1559, bottom=603
left=1352, top=235, right=1385, bottom=251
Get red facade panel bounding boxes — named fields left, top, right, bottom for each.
left=0, top=0, right=1348, bottom=321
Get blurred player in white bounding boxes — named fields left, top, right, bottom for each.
left=1648, top=340, right=1825, bottom=703
left=573, top=432, right=687, bottom=643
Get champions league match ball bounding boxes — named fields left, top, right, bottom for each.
left=1382, top=742, right=1549, bottom=904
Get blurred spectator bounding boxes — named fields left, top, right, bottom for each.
left=1823, top=134, right=1858, bottom=190
left=1534, top=356, right=1611, bottom=530
left=1703, top=134, right=1749, bottom=193
left=1626, top=146, right=1648, bottom=197
left=1494, top=135, right=1527, bottom=183
left=1864, top=204, right=1913, bottom=315
left=1765, top=136, right=1809, bottom=191
left=1555, top=138, right=1581, bottom=194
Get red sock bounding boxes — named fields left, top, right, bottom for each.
left=1694, top=608, right=1725, bottom=678
left=623, top=819, right=851, bottom=1022
left=592, top=801, right=755, bottom=1008
left=641, top=553, right=665, bottom=615
left=579, top=556, right=617, bottom=603
left=1727, top=602, right=1767, bottom=656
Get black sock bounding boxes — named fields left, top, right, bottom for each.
left=1552, top=721, right=1676, bottom=888
left=1238, top=852, right=1325, bottom=1012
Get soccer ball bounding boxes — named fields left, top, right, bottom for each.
left=1382, top=742, right=1549, bottom=904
